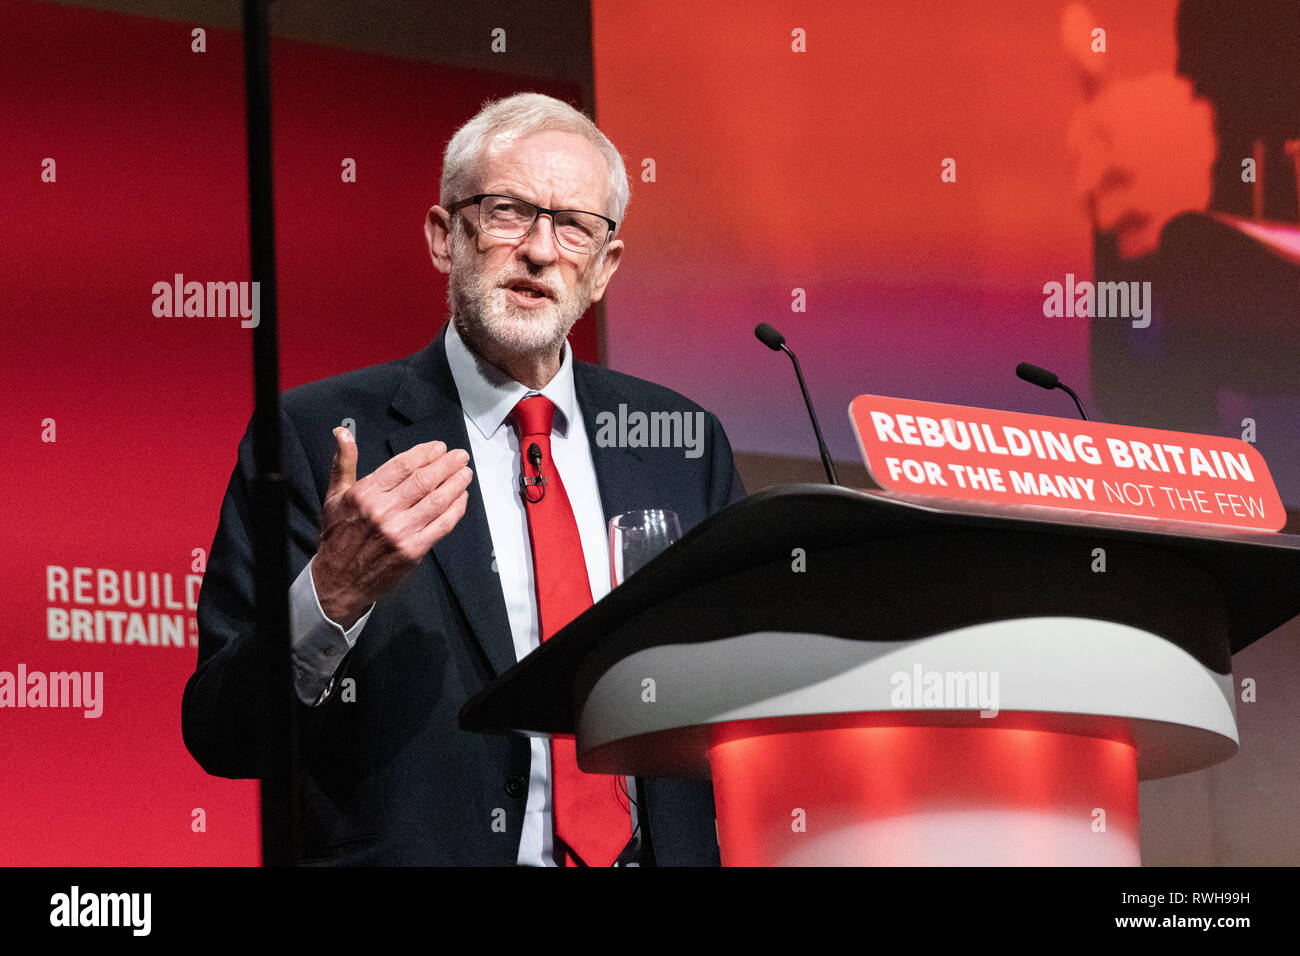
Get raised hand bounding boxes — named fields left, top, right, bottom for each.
left=312, top=427, right=472, bottom=628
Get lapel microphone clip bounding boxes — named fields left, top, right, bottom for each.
left=520, top=441, right=548, bottom=503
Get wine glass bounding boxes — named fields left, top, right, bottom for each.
left=608, top=509, right=682, bottom=587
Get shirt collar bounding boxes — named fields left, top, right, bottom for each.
left=444, top=318, right=580, bottom=441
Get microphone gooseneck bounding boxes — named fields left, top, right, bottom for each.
left=754, top=324, right=839, bottom=485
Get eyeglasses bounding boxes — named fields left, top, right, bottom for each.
left=446, top=194, right=616, bottom=255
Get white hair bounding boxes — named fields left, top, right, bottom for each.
left=440, top=92, right=630, bottom=231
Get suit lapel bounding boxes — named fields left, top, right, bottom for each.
left=386, top=325, right=516, bottom=680
left=574, top=363, right=651, bottom=527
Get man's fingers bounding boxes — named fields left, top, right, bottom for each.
left=402, top=462, right=474, bottom=533
left=326, top=427, right=359, bottom=499
left=415, top=487, right=470, bottom=552
left=393, top=447, right=471, bottom=508
left=1060, top=2, right=1109, bottom=100
left=369, top=439, right=450, bottom=492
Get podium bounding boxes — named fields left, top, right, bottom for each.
left=460, top=483, right=1300, bottom=865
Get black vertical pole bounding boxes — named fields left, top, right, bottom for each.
left=242, top=0, right=299, bottom=866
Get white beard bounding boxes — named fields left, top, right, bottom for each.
left=447, top=229, right=599, bottom=357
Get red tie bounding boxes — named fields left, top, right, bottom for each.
left=509, top=395, right=632, bottom=867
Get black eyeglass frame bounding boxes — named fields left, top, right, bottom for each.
left=446, top=193, right=618, bottom=254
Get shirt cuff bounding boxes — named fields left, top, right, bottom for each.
left=289, top=555, right=374, bottom=706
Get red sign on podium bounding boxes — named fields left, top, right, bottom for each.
left=849, top=395, right=1285, bottom=532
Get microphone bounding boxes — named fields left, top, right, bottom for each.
left=1015, top=362, right=1090, bottom=420
left=754, top=323, right=838, bottom=485
left=519, top=442, right=547, bottom=502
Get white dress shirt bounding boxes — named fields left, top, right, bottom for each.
left=288, top=320, right=616, bottom=866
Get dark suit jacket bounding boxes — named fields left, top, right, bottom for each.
left=182, top=324, right=746, bottom=865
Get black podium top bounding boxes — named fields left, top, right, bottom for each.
left=460, top=484, right=1300, bottom=736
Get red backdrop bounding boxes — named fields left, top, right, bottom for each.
left=2, top=0, right=585, bottom=865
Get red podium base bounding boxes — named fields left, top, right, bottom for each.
left=707, top=713, right=1139, bottom=866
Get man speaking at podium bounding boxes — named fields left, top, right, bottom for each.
left=182, top=93, right=744, bottom=865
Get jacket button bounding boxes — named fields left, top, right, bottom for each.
left=504, top=775, right=526, bottom=798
